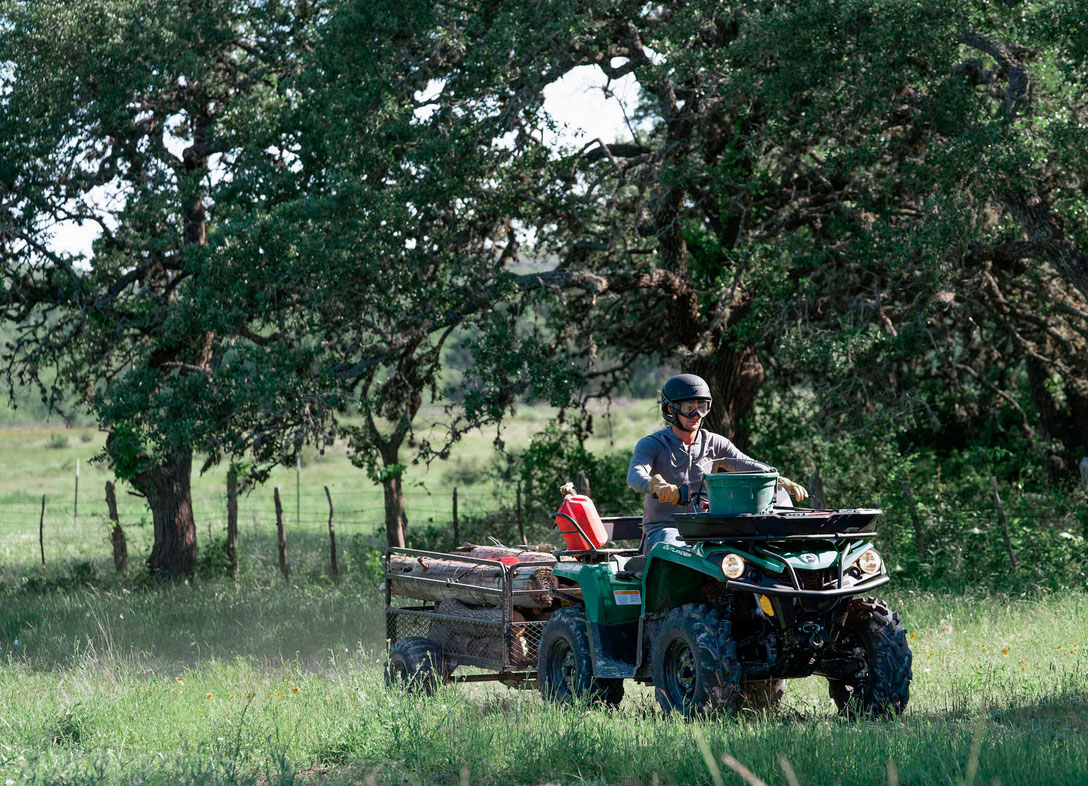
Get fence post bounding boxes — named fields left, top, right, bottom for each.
left=227, top=466, right=239, bottom=577
left=74, top=458, right=79, bottom=528
left=274, top=487, right=289, bottom=582
left=452, top=486, right=459, bottom=547
left=575, top=469, right=590, bottom=498
left=325, top=485, right=338, bottom=578
left=295, top=454, right=301, bottom=524
left=902, top=477, right=924, bottom=558
left=990, top=476, right=1017, bottom=571
left=516, top=480, right=526, bottom=546
left=807, top=469, right=827, bottom=509
left=105, top=481, right=128, bottom=572
left=38, top=494, right=45, bottom=567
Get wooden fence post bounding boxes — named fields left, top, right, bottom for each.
left=575, top=469, right=590, bottom=498
left=807, top=469, right=827, bottom=509
left=227, top=466, right=239, bottom=577
left=516, top=480, right=526, bottom=546
left=38, top=494, right=45, bottom=566
left=295, top=454, right=301, bottom=524
left=73, top=458, right=79, bottom=528
left=990, top=476, right=1017, bottom=571
left=105, top=481, right=128, bottom=572
left=274, top=487, right=289, bottom=582
left=452, top=486, right=459, bottom=547
left=325, top=485, right=338, bottom=578
left=902, top=477, right=924, bottom=558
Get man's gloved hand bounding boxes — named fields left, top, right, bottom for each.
left=779, top=476, right=809, bottom=503
left=650, top=474, right=681, bottom=504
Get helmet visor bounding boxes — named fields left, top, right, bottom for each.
left=676, top=400, right=711, bottom=418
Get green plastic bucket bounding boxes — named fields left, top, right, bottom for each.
left=703, top=472, right=779, bottom=515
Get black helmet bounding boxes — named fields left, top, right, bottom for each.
left=660, top=373, right=712, bottom=427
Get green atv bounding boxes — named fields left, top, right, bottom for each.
left=385, top=505, right=912, bottom=718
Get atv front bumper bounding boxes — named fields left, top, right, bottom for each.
left=724, top=573, right=889, bottom=598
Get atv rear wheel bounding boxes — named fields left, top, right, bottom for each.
left=537, top=607, right=624, bottom=707
left=652, top=603, right=741, bottom=718
left=385, top=637, right=449, bottom=695
left=827, top=598, right=912, bottom=718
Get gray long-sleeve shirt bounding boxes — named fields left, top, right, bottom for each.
left=626, top=427, right=775, bottom=527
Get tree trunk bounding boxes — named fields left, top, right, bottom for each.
left=133, top=450, right=197, bottom=579
left=687, top=344, right=765, bottom=449
left=1027, top=356, right=1088, bottom=458
left=381, top=456, right=407, bottom=549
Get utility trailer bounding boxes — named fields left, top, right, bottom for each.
left=384, top=504, right=912, bottom=717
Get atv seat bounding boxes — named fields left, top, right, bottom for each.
left=612, top=553, right=647, bottom=579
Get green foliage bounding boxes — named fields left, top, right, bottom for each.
left=195, top=535, right=235, bottom=580
left=46, top=433, right=69, bottom=450
left=747, top=393, right=1088, bottom=589
left=502, top=422, right=640, bottom=519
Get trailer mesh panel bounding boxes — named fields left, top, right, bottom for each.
left=387, top=607, right=547, bottom=671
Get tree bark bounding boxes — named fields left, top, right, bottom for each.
left=387, top=554, right=557, bottom=609
left=133, top=450, right=197, bottom=579
left=324, top=485, right=338, bottom=578
left=274, top=486, right=288, bottom=582
left=382, top=471, right=408, bottom=549
left=687, top=344, right=765, bottom=449
left=1027, top=356, right=1088, bottom=458
left=226, top=466, right=239, bottom=577
left=105, top=481, right=128, bottom=573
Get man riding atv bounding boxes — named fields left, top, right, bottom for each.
left=628, top=373, right=810, bottom=550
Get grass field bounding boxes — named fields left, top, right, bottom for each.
left=1, top=413, right=1086, bottom=785
left=0, top=400, right=662, bottom=577
left=1, top=579, right=1085, bottom=786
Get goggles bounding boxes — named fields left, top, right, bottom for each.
left=675, top=400, right=711, bottom=418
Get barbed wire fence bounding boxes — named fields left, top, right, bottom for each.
left=2, top=468, right=1085, bottom=580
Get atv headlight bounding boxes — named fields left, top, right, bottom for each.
left=721, top=553, right=746, bottom=579
left=858, top=549, right=882, bottom=575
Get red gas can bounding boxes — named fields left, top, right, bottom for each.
left=555, top=492, right=609, bottom=551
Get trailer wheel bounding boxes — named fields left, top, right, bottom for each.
left=827, top=598, right=912, bottom=718
left=652, top=603, right=741, bottom=718
left=386, top=637, right=448, bottom=695
left=537, top=607, right=624, bottom=707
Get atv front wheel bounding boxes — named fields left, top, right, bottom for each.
left=537, top=607, right=624, bottom=707
left=385, top=637, right=449, bottom=695
left=651, top=603, right=741, bottom=718
left=827, top=598, right=912, bottom=718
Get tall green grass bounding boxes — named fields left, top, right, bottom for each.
left=1, top=578, right=1085, bottom=785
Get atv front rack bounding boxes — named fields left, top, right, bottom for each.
left=673, top=507, right=881, bottom=538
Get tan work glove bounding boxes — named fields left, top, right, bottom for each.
left=779, top=476, right=809, bottom=503
left=650, top=474, right=681, bottom=504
